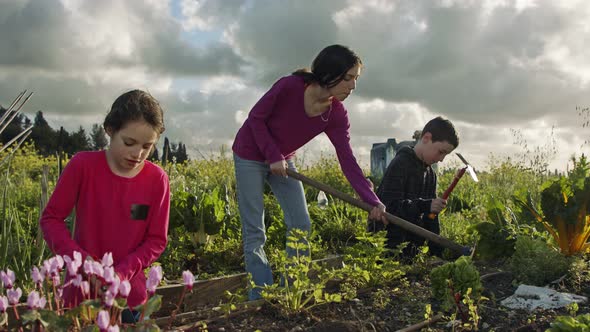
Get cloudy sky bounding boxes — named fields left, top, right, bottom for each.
left=1, top=0, right=589, bottom=172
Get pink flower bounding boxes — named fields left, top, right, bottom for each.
left=103, top=267, right=116, bottom=285
left=0, top=296, right=8, bottom=312
left=0, top=269, right=15, bottom=289
left=72, top=274, right=83, bottom=288
left=52, top=274, right=61, bottom=287
left=48, top=256, right=64, bottom=275
left=84, top=260, right=95, bottom=275
left=81, top=281, right=90, bottom=296
left=107, top=325, right=120, bottom=332
left=182, top=270, right=195, bottom=290
left=7, top=288, right=22, bottom=305
left=102, top=252, right=113, bottom=267
left=119, top=280, right=131, bottom=298
left=96, top=310, right=110, bottom=331
left=26, top=291, right=46, bottom=309
left=146, top=266, right=162, bottom=295
left=108, top=276, right=120, bottom=296
left=64, top=254, right=82, bottom=277
left=92, top=261, right=104, bottom=278
left=103, top=291, right=115, bottom=308
left=31, top=267, right=44, bottom=286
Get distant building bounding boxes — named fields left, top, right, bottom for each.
left=370, top=130, right=422, bottom=181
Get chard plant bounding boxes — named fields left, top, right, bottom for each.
left=516, top=155, right=590, bottom=255
left=0, top=252, right=195, bottom=331
left=430, top=256, right=482, bottom=313
left=259, top=229, right=342, bottom=315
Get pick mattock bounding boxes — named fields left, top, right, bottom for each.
left=428, top=152, right=478, bottom=220
left=285, top=168, right=471, bottom=256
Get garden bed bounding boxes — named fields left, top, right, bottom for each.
left=154, top=258, right=590, bottom=331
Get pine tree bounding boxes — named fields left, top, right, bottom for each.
left=90, top=123, right=108, bottom=150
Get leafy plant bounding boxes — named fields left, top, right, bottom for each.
left=340, top=231, right=405, bottom=297
left=259, top=229, right=342, bottom=315
left=515, top=155, right=590, bottom=255
left=507, top=236, right=570, bottom=286
left=430, top=256, right=482, bottom=311
left=547, top=313, right=590, bottom=332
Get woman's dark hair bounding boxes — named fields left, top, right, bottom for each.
left=293, top=44, right=362, bottom=88
left=103, top=90, right=165, bottom=135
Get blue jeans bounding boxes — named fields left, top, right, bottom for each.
left=234, top=154, right=311, bottom=300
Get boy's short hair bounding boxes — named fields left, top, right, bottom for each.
left=422, top=116, right=459, bottom=148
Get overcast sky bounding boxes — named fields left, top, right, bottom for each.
left=1, top=0, right=589, bottom=172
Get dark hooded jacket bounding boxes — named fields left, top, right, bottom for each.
left=368, top=146, right=441, bottom=255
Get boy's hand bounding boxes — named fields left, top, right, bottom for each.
left=430, top=198, right=447, bottom=214
left=370, top=203, right=388, bottom=225
left=269, top=160, right=287, bottom=177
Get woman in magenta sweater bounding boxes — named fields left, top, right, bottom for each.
left=232, top=44, right=386, bottom=300
left=40, top=90, right=170, bottom=321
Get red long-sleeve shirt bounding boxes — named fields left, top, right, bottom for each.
left=40, top=151, right=170, bottom=307
left=232, top=75, right=381, bottom=206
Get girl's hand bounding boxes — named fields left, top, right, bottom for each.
left=370, top=203, right=388, bottom=225
left=270, top=160, right=288, bottom=177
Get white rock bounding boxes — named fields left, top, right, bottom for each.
left=501, top=284, right=587, bottom=311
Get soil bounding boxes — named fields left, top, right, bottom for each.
left=163, top=259, right=590, bottom=332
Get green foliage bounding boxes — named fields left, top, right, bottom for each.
left=507, top=236, right=571, bottom=286
left=260, top=229, right=343, bottom=314
left=547, top=313, right=590, bottom=332
left=515, top=155, right=590, bottom=255
left=470, top=198, right=517, bottom=260
left=430, top=256, right=482, bottom=311
left=340, top=231, right=405, bottom=297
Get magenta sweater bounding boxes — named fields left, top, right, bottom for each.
left=232, top=75, right=381, bottom=206
left=40, top=151, right=170, bottom=307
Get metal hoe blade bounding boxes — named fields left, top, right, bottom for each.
left=456, top=152, right=479, bottom=182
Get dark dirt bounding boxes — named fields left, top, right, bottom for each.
left=165, top=259, right=590, bottom=332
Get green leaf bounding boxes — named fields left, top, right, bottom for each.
left=134, top=295, right=162, bottom=319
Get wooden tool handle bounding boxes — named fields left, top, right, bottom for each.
left=286, top=168, right=468, bottom=255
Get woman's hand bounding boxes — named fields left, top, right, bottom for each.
left=270, top=160, right=288, bottom=177
left=370, top=203, right=388, bottom=225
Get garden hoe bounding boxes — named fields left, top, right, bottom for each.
left=285, top=168, right=472, bottom=256
left=427, top=152, right=479, bottom=220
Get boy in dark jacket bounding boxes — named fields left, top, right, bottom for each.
left=368, top=116, right=459, bottom=258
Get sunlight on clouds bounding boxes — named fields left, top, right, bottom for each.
left=199, top=76, right=247, bottom=95
left=333, top=0, right=395, bottom=26
left=234, top=110, right=247, bottom=125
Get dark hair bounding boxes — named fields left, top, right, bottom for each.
left=103, top=90, right=165, bottom=135
left=422, top=116, right=459, bottom=148
left=292, top=44, right=362, bottom=88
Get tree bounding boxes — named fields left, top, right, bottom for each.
left=162, top=137, right=171, bottom=166
left=30, top=111, right=57, bottom=156
left=90, top=123, right=108, bottom=150
left=67, top=126, right=90, bottom=153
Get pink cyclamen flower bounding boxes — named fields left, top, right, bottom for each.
left=31, top=267, right=44, bottom=286
left=103, top=266, right=116, bottom=285
left=0, top=269, right=15, bottom=289
left=52, top=274, right=61, bottom=287
left=92, top=261, right=104, bottom=278
left=7, top=288, right=22, bottom=305
left=102, top=252, right=113, bottom=267
left=96, top=310, right=110, bottom=331
left=84, top=260, right=95, bottom=275
left=107, top=325, right=120, bottom=332
left=119, top=280, right=131, bottom=298
left=72, top=274, right=83, bottom=288
left=81, top=281, right=90, bottom=296
left=48, top=255, right=64, bottom=276
left=64, top=254, right=82, bottom=277
left=103, top=290, right=115, bottom=308
left=26, top=291, right=47, bottom=310
left=146, top=266, right=163, bottom=295
left=182, top=270, right=195, bottom=290
left=0, top=296, right=8, bottom=312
